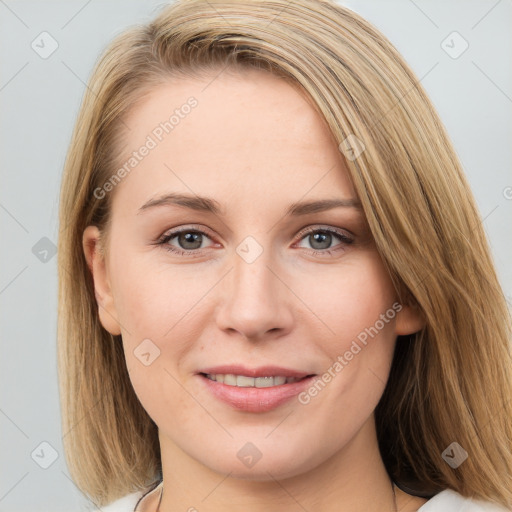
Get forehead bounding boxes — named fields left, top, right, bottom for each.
left=110, top=68, right=356, bottom=213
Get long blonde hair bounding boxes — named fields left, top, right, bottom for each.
left=57, top=0, right=512, bottom=507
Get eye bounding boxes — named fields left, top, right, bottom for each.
left=295, top=226, right=354, bottom=255
left=156, top=226, right=216, bottom=256
left=154, top=224, right=354, bottom=258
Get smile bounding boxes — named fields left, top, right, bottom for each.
left=198, top=373, right=317, bottom=412
left=202, top=373, right=309, bottom=387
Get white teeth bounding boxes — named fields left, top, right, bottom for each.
left=223, top=374, right=237, bottom=386
left=205, top=374, right=301, bottom=387
left=236, top=375, right=255, bottom=387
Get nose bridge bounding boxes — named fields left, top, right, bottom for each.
left=234, top=243, right=274, bottom=299
left=216, top=235, right=292, bottom=339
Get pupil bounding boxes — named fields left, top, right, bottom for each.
left=179, top=232, right=202, bottom=250
left=311, top=232, right=331, bottom=250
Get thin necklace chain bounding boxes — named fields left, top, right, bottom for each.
left=155, top=480, right=398, bottom=511
left=155, top=482, right=163, bottom=512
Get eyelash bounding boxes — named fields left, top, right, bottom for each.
left=154, top=225, right=354, bottom=258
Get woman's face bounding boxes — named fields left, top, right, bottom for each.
left=84, top=68, right=423, bottom=480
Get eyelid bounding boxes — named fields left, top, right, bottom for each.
left=294, top=224, right=354, bottom=240
left=292, top=225, right=354, bottom=253
left=158, top=223, right=214, bottom=239
left=156, top=225, right=216, bottom=246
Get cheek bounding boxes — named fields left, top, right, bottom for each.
left=127, top=363, right=199, bottom=436
left=112, top=259, right=199, bottom=423
left=109, top=255, right=214, bottom=409
left=298, top=256, right=397, bottom=344
left=110, top=253, right=212, bottom=341
left=297, top=254, right=398, bottom=411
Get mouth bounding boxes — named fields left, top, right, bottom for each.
left=199, top=372, right=316, bottom=388
left=197, top=370, right=318, bottom=413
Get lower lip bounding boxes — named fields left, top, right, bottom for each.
left=198, top=374, right=317, bottom=412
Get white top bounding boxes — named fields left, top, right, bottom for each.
left=101, top=482, right=510, bottom=512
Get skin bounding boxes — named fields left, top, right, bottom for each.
left=83, top=67, right=428, bottom=511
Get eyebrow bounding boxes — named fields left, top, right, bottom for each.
left=137, top=193, right=362, bottom=216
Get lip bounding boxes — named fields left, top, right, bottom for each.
left=197, top=365, right=313, bottom=379
left=197, top=365, right=317, bottom=413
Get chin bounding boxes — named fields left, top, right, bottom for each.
left=201, top=450, right=315, bottom=482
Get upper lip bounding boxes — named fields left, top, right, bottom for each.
left=198, top=365, right=315, bottom=379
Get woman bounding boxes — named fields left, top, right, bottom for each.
left=57, top=0, right=512, bottom=511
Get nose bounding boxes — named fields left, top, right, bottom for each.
left=215, top=243, right=294, bottom=341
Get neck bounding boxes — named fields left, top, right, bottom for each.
left=156, top=416, right=398, bottom=512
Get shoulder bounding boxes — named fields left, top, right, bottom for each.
left=100, top=490, right=145, bottom=512
left=419, top=489, right=510, bottom=512
left=101, top=480, right=162, bottom=512
left=99, top=487, right=511, bottom=512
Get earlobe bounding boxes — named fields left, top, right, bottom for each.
left=82, top=225, right=122, bottom=336
left=395, top=303, right=426, bottom=336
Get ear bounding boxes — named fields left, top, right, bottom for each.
left=82, top=225, right=122, bottom=336
left=395, top=303, right=426, bottom=336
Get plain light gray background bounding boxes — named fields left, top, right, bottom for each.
left=1, top=0, right=511, bottom=510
